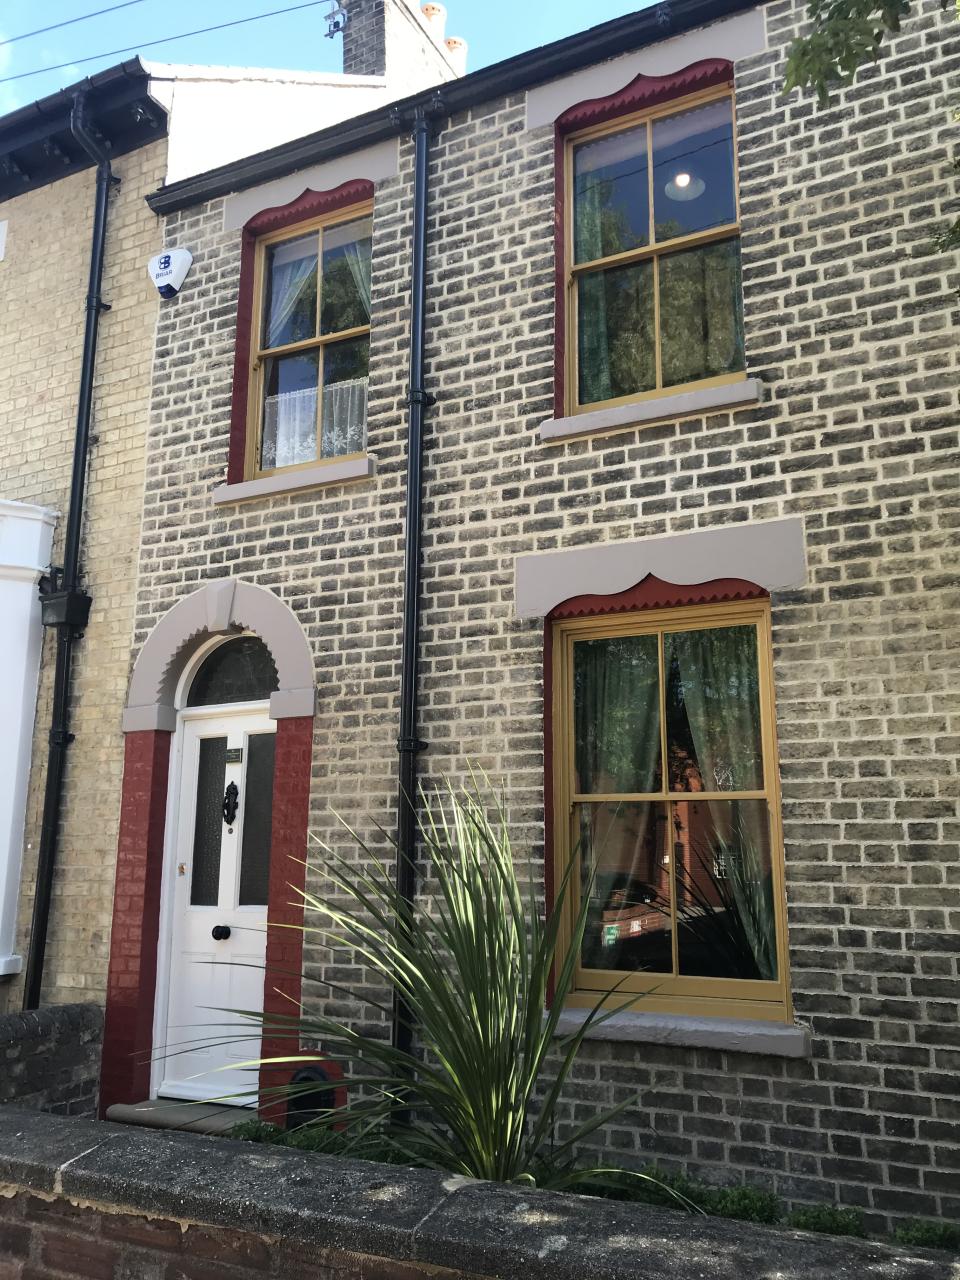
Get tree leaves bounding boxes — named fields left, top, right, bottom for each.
left=783, top=0, right=914, bottom=105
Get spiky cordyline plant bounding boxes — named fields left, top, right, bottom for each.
left=225, top=777, right=688, bottom=1201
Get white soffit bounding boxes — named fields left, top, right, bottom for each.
left=524, top=7, right=767, bottom=130
left=223, top=138, right=400, bottom=230
left=514, top=517, right=806, bottom=619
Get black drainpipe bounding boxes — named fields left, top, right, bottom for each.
left=22, top=93, right=117, bottom=1009
left=392, top=96, right=441, bottom=1057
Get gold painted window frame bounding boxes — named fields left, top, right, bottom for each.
left=563, top=85, right=744, bottom=418
left=550, top=598, right=793, bottom=1023
left=245, top=200, right=374, bottom=481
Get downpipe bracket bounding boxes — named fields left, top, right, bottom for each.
left=396, top=736, right=428, bottom=754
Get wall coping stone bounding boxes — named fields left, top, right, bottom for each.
left=0, top=1106, right=953, bottom=1279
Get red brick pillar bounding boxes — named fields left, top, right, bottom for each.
left=99, top=730, right=172, bottom=1114
left=259, top=716, right=323, bottom=1118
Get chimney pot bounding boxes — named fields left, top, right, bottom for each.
left=421, top=2, right=447, bottom=43
left=444, top=34, right=467, bottom=75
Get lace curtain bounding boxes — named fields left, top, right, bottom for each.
left=262, top=386, right=317, bottom=469
left=263, top=377, right=367, bottom=467
left=321, top=376, right=367, bottom=456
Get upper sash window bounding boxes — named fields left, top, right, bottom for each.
left=565, top=89, right=744, bottom=414
left=247, top=205, right=372, bottom=477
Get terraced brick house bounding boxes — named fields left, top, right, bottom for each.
left=0, top=4, right=463, bottom=1018
left=9, top=0, right=959, bottom=1238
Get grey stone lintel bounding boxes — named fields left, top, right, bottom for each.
left=0, top=1106, right=951, bottom=1279
left=551, top=1008, right=812, bottom=1058
left=540, top=378, right=763, bottom=444
left=514, top=515, right=806, bottom=619
left=212, top=455, right=375, bottom=505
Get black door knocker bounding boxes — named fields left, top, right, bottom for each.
left=222, top=781, right=239, bottom=828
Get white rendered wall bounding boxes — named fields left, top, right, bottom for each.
left=146, top=67, right=397, bottom=185
left=0, top=500, right=56, bottom=977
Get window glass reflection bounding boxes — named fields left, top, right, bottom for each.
left=673, top=799, right=777, bottom=980
left=652, top=98, right=736, bottom=241
left=577, top=802, right=672, bottom=974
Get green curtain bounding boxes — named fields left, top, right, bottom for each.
left=574, top=635, right=662, bottom=943
left=574, top=634, right=661, bottom=795
left=667, top=626, right=762, bottom=793
left=669, top=627, right=777, bottom=980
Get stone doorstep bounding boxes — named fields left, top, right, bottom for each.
left=0, top=1106, right=955, bottom=1280
left=105, top=1099, right=254, bottom=1136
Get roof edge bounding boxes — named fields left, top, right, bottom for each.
left=147, top=0, right=761, bottom=216
left=0, top=58, right=168, bottom=204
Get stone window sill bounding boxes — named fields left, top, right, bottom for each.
left=212, top=455, right=375, bottom=504
left=551, top=1008, right=811, bottom=1059
left=540, top=378, right=764, bottom=444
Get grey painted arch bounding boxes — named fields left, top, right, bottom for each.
left=122, top=579, right=316, bottom=732
left=514, top=516, right=807, bottom=619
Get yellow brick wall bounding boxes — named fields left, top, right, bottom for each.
left=0, top=138, right=166, bottom=1010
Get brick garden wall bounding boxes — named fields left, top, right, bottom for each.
left=0, top=1193, right=480, bottom=1280
left=0, top=1108, right=952, bottom=1280
left=0, top=139, right=166, bottom=1012
left=0, top=1005, right=103, bottom=1116
left=131, top=0, right=959, bottom=1233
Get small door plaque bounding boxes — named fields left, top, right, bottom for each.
left=225, top=748, right=243, bottom=763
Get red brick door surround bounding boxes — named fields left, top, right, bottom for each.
left=100, top=714, right=314, bottom=1114
left=101, top=581, right=317, bottom=1116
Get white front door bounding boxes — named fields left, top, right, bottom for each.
left=156, top=707, right=276, bottom=1103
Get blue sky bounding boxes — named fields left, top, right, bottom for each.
left=0, top=1, right=651, bottom=115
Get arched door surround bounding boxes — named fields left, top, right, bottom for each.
left=100, top=579, right=315, bottom=1115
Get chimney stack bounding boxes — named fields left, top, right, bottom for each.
left=340, top=0, right=467, bottom=87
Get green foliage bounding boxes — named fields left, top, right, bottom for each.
left=698, top=1182, right=783, bottom=1224
left=784, top=0, right=958, bottom=262
left=787, top=1204, right=868, bottom=1237
left=229, top=1118, right=288, bottom=1144
left=594, top=1167, right=782, bottom=1223
left=783, top=0, right=914, bottom=105
left=229, top=1117, right=405, bottom=1163
left=227, top=778, right=690, bottom=1205
left=893, top=1220, right=960, bottom=1250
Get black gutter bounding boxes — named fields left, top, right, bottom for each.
left=22, top=93, right=117, bottom=1010
left=0, top=59, right=163, bottom=204
left=392, top=96, right=441, bottom=1060
left=146, top=0, right=760, bottom=215
left=0, top=58, right=147, bottom=140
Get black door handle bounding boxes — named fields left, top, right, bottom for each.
left=211, top=925, right=231, bottom=941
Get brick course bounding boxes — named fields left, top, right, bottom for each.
left=0, top=1191, right=487, bottom=1280
left=125, top=0, right=959, bottom=1233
